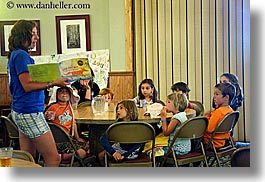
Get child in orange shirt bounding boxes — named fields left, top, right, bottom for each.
left=44, top=86, right=89, bottom=161
left=203, top=83, right=236, bottom=148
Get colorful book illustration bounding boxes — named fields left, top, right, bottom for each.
left=28, top=58, right=92, bottom=82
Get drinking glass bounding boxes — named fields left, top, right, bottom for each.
left=0, top=147, right=13, bottom=167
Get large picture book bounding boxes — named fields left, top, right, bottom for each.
left=28, top=57, right=92, bottom=82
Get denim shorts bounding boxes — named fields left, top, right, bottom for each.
left=11, top=110, right=50, bottom=139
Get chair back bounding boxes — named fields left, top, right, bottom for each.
left=106, top=121, right=156, bottom=144
left=169, top=116, right=208, bottom=145
left=77, top=101, right=92, bottom=107
left=189, top=100, right=205, bottom=116
left=0, top=114, right=19, bottom=139
left=12, top=150, right=35, bottom=162
left=161, top=116, right=208, bottom=167
left=48, top=122, right=76, bottom=147
left=205, top=111, right=240, bottom=167
left=105, top=121, right=156, bottom=167
left=43, top=122, right=95, bottom=167
left=47, top=122, right=81, bottom=166
left=212, top=111, right=239, bottom=136
left=231, top=146, right=250, bottom=167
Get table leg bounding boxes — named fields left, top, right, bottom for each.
left=89, top=124, right=109, bottom=155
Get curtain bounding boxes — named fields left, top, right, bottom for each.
left=133, top=0, right=250, bottom=141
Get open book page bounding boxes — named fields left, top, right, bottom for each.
left=28, top=57, right=92, bottom=82
left=58, top=57, right=92, bottom=82
left=28, top=63, right=60, bottom=82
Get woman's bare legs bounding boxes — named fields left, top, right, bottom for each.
left=19, top=131, right=60, bottom=167
left=19, top=131, right=37, bottom=158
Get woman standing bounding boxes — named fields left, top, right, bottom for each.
left=7, top=20, right=69, bottom=166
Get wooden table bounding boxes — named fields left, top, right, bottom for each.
left=11, top=158, right=41, bottom=167
left=73, top=106, right=196, bottom=154
left=74, top=106, right=196, bottom=124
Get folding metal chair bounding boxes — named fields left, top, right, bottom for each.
left=104, top=121, right=156, bottom=167
left=205, top=111, right=240, bottom=167
left=160, top=116, right=208, bottom=167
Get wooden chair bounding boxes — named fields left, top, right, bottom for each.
left=231, top=146, right=250, bottom=167
left=159, top=116, right=209, bottom=167
left=13, top=150, right=35, bottom=162
left=189, top=100, right=205, bottom=116
left=205, top=111, right=240, bottom=167
left=0, top=114, right=19, bottom=149
left=46, top=122, right=95, bottom=167
left=104, top=121, right=156, bottom=167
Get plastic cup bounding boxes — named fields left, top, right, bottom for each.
left=46, top=111, right=56, bottom=120
left=0, top=147, right=13, bottom=167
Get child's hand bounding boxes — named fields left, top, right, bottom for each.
left=112, top=151, right=124, bottom=161
left=53, top=78, right=70, bottom=87
left=160, top=106, right=167, bottom=120
left=204, top=110, right=211, bottom=117
left=44, top=111, right=55, bottom=120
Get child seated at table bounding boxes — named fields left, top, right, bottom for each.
left=159, top=92, right=190, bottom=156
left=133, top=78, right=161, bottom=107
left=71, top=68, right=100, bottom=104
left=97, top=100, right=144, bottom=165
left=171, top=81, right=201, bottom=115
left=203, top=82, right=235, bottom=148
left=99, top=88, right=114, bottom=111
left=44, top=86, right=90, bottom=162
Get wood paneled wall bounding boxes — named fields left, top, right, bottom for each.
left=108, top=71, right=135, bottom=104
left=0, top=74, right=11, bottom=106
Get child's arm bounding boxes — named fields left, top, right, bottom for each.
left=100, top=134, right=116, bottom=155
left=160, top=107, right=180, bottom=136
left=205, top=110, right=222, bottom=134
left=100, top=134, right=124, bottom=161
left=73, top=120, right=86, bottom=142
left=161, top=118, right=180, bottom=136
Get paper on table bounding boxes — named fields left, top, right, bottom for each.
left=145, top=103, right=164, bottom=118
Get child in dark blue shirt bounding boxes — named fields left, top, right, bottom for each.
left=98, top=100, right=143, bottom=164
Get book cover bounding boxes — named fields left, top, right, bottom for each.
left=28, top=58, right=92, bottom=82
